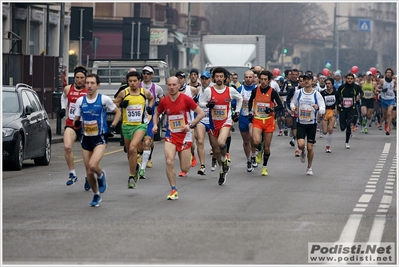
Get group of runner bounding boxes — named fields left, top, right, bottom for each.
left=60, top=64, right=396, bottom=205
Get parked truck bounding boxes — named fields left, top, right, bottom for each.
left=199, top=35, right=266, bottom=79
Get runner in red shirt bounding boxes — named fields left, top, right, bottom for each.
left=60, top=65, right=88, bottom=188
left=199, top=67, right=243, bottom=186
left=152, top=76, right=204, bottom=200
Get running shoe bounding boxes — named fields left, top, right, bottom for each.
left=247, top=161, right=254, bottom=172
left=251, top=156, right=258, bottom=168
left=255, top=150, right=262, bottom=164
left=364, top=127, right=368, bottom=134
left=351, top=125, right=357, bottom=132
left=306, top=167, right=313, bottom=176
left=222, top=159, right=230, bottom=173
left=178, top=171, right=187, bottom=177
left=295, top=148, right=300, bottom=157
left=137, top=154, right=142, bottom=164
left=325, top=146, right=331, bottom=153
left=278, top=130, right=283, bottom=136
left=128, top=176, right=136, bottom=189
left=90, top=194, right=101, bottom=207
left=226, top=153, right=231, bottom=163
left=211, top=158, right=217, bottom=172
left=66, top=173, right=78, bottom=186
left=191, top=155, right=197, bottom=167
left=146, top=159, right=153, bottom=168
left=98, top=170, right=107, bottom=193
left=139, top=169, right=146, bottom=179
left=289, top=139, right=295, bottom=147
left=218, top=172, right=227, bottom=186
left=261, top=166, right=268, bottom=176
left=300, top=149, right=306, bottom=163
left=284, top=129, right=288, bottom=136
left=386, top=126, right=390, bottom=135
left=134, top=163, right=141, bottom=183
left=362, top=117, right=367, bottom=127
left=319, top=132, right=323, bottom=138
left=167, top=189, right=178, bottom=200
left=197, top=165, right=206, bottom=175
left=209, top=149, right=213, bottom=155
left=345, top=143, right=350, bottom=149
left=84, top=177, right=90, bottom=191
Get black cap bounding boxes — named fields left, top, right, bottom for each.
left=303, top=73, right=313, bottom=80
left=189, top=68, right=199, bottom=75
left=176, top=71, right=186, bottom=78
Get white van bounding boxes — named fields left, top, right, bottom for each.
left=89, top=59, right=170, bottom=97
left=88, top=59, right=170, bottom=140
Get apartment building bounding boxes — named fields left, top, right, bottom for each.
left=2, top=3, right=208, bottom=73
left=69, top=3, right=209, bottom=72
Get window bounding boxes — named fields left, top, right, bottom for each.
left=29, top=22, right=40, bottom=55
left=22, top=91, right=39, bottom=112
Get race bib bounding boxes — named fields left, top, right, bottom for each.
left=242, top=100, right=249, bottom=116
left=84, top=120, right=99, bottom=136
left=211, top=105, right=228, bottom=120
left=168, top=114, right=185, bottom=133
left=363, top=91, right=373, bottom=99
left=68, top=103, right=76, bottom=120
left=255, top=102, right=270, bottom=118
left=324, top=95, right=336, bottom=106
left=126, top=104, right=142, bottom=123
left=299, top=104, right=313, bottom=121
left=342, top=97, right=353, bottom=108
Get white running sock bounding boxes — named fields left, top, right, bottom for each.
left=141, top=150, right=151, bottom=170
left=327, top=133, right=333, bottom=146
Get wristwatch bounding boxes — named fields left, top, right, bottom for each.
left=189, top=123, right=196, bottom=129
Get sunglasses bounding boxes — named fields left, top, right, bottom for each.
left=143, top=72, right=152, bottom=75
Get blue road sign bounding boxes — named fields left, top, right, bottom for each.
left=358, top=19, right=371, bottom=32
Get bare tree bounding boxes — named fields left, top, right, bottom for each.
left=205, top=3, right=331, bottom=62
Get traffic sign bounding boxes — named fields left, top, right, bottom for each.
left=292, top=57, right=301, bottom=65
left=358, top=19, right=371, bottom=32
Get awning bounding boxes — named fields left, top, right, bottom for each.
left=173, top=32, right=186, bottom=44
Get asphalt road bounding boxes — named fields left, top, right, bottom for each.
left=2, top=125, right=397, bottom=266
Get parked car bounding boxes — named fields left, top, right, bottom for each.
left=2, top=83, right=52, bottom=170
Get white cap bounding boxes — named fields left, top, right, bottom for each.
left=143, top=66, right=154, bottom=73
left=366, top=71, right=372, bottom=76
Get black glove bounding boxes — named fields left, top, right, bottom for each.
left=193, top=95, right=199, bottom=103
left=73, top=120, right=81, bottom=128
left=120, top=100, right=129, bottom=108
left=146, top=106, right=153, bottom=115
left=155, top=100, right=160, bottom=106
left=206, top=101, right=215, bottom=109
left=59, top=108, right=66, bottom=119
left=248, top=113, right=254, bottom=123
left=107, top=125, right=116, bottom=137
left=232, top=112, right=239, bottom=122
left=265, top=107, right=274, bottom=114
left=381, top=88, right=388, bottom=93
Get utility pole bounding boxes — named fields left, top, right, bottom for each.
left=186, top=3, right=191, bottom=67
left=56, top=2, right=65, bottom=135
left=281, top=3, right=285, bottom=71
